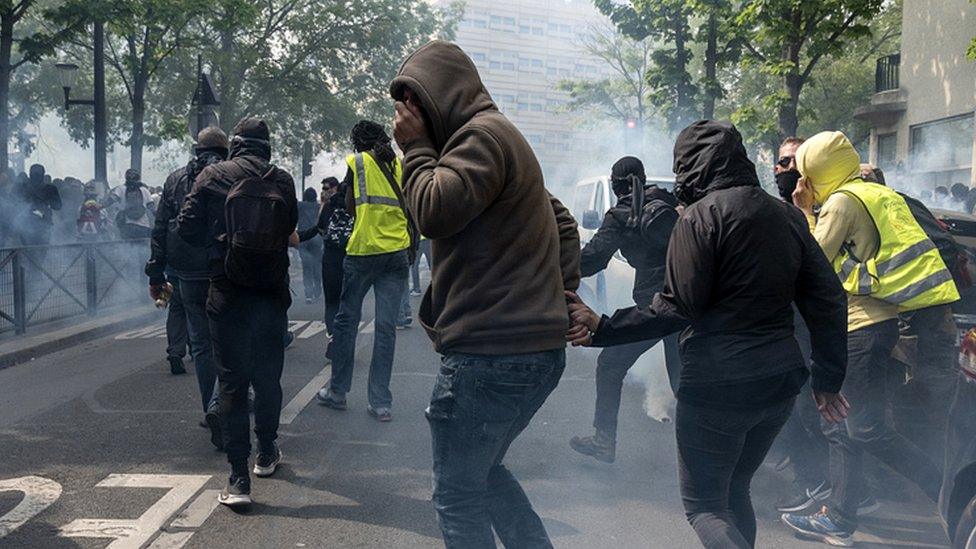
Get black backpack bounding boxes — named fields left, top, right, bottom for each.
left=224, top=166, right=292, bottom=289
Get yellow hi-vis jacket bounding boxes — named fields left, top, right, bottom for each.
left=345, top=152, right=410, bottom=257
left=830, top=180, right=959, bottom=312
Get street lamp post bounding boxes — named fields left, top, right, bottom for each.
left=55, top=21, right=108, bottom=192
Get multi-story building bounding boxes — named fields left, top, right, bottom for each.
left=856, top=0, right=976, bottom=190
left=444, top=0, right=614, bottom=181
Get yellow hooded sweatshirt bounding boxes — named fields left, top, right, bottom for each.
left=797, top=131, right=898, bottom=332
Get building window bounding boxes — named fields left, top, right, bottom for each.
left=876, top=133, right=897, bottom=171
left=910, top=114, right=974, bottom=172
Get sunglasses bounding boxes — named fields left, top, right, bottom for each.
left=776, top=156, right=795, bottom=169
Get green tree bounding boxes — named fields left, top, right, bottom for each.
left=970, top=1, right=976, bottom=60
left=0, top=0, right=84, bottom=171
left=735, top=0, right=885, bottom=140
left=557, top=24, right=654, bottom=129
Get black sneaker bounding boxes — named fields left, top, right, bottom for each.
left=253, top=445, right=282, bottom=477
left=569, top=432, right=616, bottom=463
left=169, top=357, right=186, bottom=375
left=218, top=475, right=251, bottom=507
left=205, top=406, right=223, bottom=451
left=776, top=480, right=830, bottom=513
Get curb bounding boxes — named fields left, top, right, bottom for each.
left=0, top=308, right=162, bottom=370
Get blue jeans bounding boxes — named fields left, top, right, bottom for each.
left=427, top=350, right=566, bottom=549
left=179, top=278, right=218, bottom=412
left=329, top=250, right=409, bottom=409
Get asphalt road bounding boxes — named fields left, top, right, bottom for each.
left=0, top=293, right=951, bottom=548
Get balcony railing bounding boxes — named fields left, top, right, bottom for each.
left=876, top=53, right=900, bottom=93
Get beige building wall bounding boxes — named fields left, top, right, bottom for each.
left=868, top=0, right=976, bottom=189
left=437, top=0, right=613, bottom=180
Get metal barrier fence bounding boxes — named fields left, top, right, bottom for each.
left=0, top=239, right=150, bottom=335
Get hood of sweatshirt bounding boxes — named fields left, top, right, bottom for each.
left=796, top=131, right=862, bottom=205
left=389, top=40, right=497, bottom=150
left=671, top=120, right=760, bottom=206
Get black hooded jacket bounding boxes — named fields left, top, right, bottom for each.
left=146, top=147, right=225, bottom=284
left=591, top=121, right=847, bottom=402
left=580, top=186, right=678, bottom=307
left=176, top=136, right=298, bottom=301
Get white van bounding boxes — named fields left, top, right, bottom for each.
left=571, top=175, right=675, bottom=314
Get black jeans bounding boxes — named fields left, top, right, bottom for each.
left=427, top=350, right=565, bottom=549
left=208, top=286, right=288, bottom=468
left=823, top=319, right=943, bottom=529
left=677, top=397, right=794, bottom=549
left=321, top=246, right=345, bottom=333
left=165, top=277, right=188, bottom=360
left=411, top=238, right=432, bottom=292
left=593, top=333, right=680, bottom=437
left=180, top=278, right=217, bottom=413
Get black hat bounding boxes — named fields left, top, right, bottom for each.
left=232, top=117, right=270, bottom=142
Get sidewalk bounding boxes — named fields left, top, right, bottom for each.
left=0, top=305, right=162, bottom=370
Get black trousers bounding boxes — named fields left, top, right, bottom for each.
left=677, top=397, right=794, bottom=548
left=593, top=333, right=680, bottom=436
left=165, top=277, right=188, bottom=360
left=209, top=287, right=288, bottom=468
left=322, top=246, right=345, bottom=334
left=823, top=319, right=943, bottom=529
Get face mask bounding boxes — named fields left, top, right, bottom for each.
left=775, top=170, right=801, bottom=202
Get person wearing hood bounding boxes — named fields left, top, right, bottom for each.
left=768, top=136, right=835, bottom=515
left=297, top=187, right=323, bottom=304
left=391, top=40, right=581, bottom=548
left=15, top=164, right=62, bottom=245
left=568, top=120, right=849, bottom=549
left=178, top=117, right=298, bottom=507
left=147, top=127, right=228, bottom=447
left=782, top=131, right=957, bottom=546
left=313, top=120, right=412, bottom=422
left=298, top=176, right=352, bottom=334
left=569, top=155, right=681, bottom=463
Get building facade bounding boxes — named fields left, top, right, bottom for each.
left=443, top=0, right=614, bottom=180
left=857, top=0, right=976, bottom=191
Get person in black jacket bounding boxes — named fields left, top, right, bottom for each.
left=147, top=127, right=228, bottom=447
left=568, top=120, right=850, bottom=549
left=297, top=187, right=323, bottom=303
left=569, top=156, right=680, bottom=463
left=15, top=164, right=62, bottom=246
left=297, top=176, right=350, bottom=336
left=177, top=118, right=298, bottom=507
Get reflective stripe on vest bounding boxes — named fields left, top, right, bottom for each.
left=828, top=181, right=959, bottom=312
left=345, top=152, right=410, bottom=257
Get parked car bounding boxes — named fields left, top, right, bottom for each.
left=933, top=208, right=976, bottom=549
left=570, top=175, right=674, bottom=314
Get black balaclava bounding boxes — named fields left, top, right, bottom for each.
left=28, top=164, right=45, bottom=187
left=775, top=170, right=801, bottom=202
left=124, top=169, right=141, bottom=188
left=230, top=117, right=272, bottom=161
left=610, top=156, right=646, bottom=197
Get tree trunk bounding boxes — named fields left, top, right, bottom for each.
left=0, top=13, right=14, bottom=173
left=673, top=6, right=691, bottom=132
left=702, top=11, right=718, bottom=120
left=777, top=34, right=803, bottom=139
left=130, top=85, right=145, bottom=172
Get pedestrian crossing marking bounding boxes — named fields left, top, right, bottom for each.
left=0, top=476, right=62, bottom=538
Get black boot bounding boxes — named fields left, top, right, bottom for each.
left=168, top=357, right=186, bottom=375
left=570, top=430, right=616, bottom=463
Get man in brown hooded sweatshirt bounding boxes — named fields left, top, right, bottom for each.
left=391, top=40, right=580, bottom=548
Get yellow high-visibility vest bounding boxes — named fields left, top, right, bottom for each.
left=830, top=180, right=959, bottom=312
left=345, top=152, right=410, bottom=256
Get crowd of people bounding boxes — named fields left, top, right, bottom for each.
left=0, top=162, right=164, bottom=247
left=8, top=39, right=971, bottom=548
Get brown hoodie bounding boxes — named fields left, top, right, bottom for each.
left=390, top=40, right=580, bottom=355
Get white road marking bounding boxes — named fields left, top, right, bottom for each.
left=146, top=531, right=194, bottom=549
left=115, top=325, right=164, bottom=340
left=298, top=320, right=328, bottom=339
left=59, top=474, right=210, bottom=549
left=288, top=320, right=310, bottom=332
left=361, top=320, right=375, bottom=334
left=168, top=489, right=220, bottom=528
left=280, top=365, right=332, bottom=425
left=0, top=476, right=62, bottom=538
